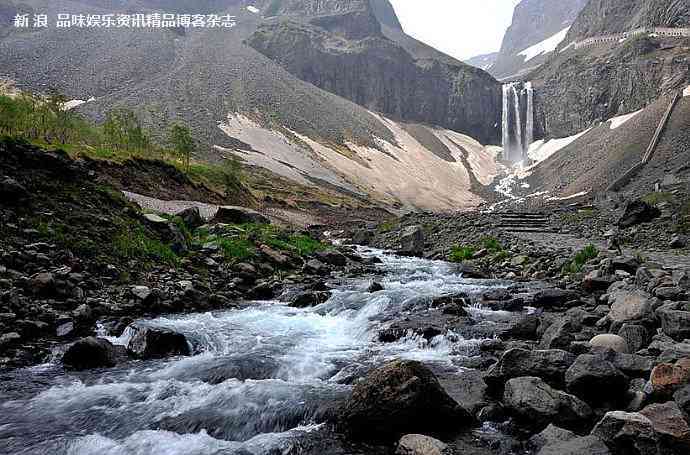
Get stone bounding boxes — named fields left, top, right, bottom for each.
left=339, top=360, right=471, bottom=441
left=367, top=281, right=384, bottom=292
left=314, top=251, right=347, bottom=267
left=583, top=270, right=614, bottom=293
left=0, top=176, right=28, bottom=202
left=618, top=324, right=648, bottom=354
left=303, top=259, right=330, bottom=276
left=485, top=348, right=576, bottom=390
left=511, top=255, right=529, bottom=266
left=502, top=376, right=591, bottom=431
left=289, top=291, right=331, bottom=308
left=608, top=290, right=653, bottom=326
left=539, top=319, right=574, bottom=350
left=649, top=359, right=690, bottom=398
left=259, top=244, right=290, bottom=266
left=611, top=257, right=641, bottom=275
left=590, top=334, right=629, bottom=353
left=143, top=213, right=167, bottom=224
left=617, top=200, right=661, bottom=228
left=675, top=385, right=690, bottom=421
left=131, top=285, right=152, bottom=301
left=30, top=272, right=55, bottom=296
left=0, top=332, right=21, bottom=348
left=640, top=401, right=690, bottom=454
left=591, top=411, right=658, bottom=455
left=213, top=206, right=270, bottom=225
left=501, top=313, right=540, bottom=340
left=396, top=434, right=448, bottom=455
left=528, top=424, right=576, bottom=451
left=537, top=436, right=611, bottom=455
left=565, top=355, right=629, bottom=403
left=658, top=310, right=690, bottom=341
left=398, top=225, right=425, bottom=257
left=175, top=206, right=204, bottom=229
left=62, top=337, right=118, bottom=370
left=669, top=236, right=687, bottom=249
left=531, top=289, right=580, bottom=308
left=126, top=326, right=191, bottom=359
left=655, top=286, right=686, bottom=301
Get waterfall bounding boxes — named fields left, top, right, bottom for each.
left=502, top=85, right=510, bottom=161
left=511, top=84, right=523, bottom=161
left=525, top=81, right=534, bottom=163
left=501, top=81, right=535, bottom=164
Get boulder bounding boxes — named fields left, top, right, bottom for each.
left=531, top=289, right=580, bottom=308
left=590, top=334, right=629, bottom=354
left=539, top=319, right=574, bottom=350
left=303, top=259, right=330, bottom=276
left=30, top=272, right=56, bottom=296
left=608, top=290, right=654, bottom=327
left=669, top=236, right=686, bottom=249
left=618, top=324, right=648, bottom=354
left=502, top=376, right=591, bottom=431
left=528, top=424, right=576, bottom=452
left=583, top=270, right=614, bottom=293
left=649, top=359, right=690, bottom=398
left=396, top=434, right=449, bottom=455
left=655, top=286, right=686, bottom=301
left=314, top=251, right=347, bottom=267
left=640, top=401, right=690, bottom=454
left=259, top=244, right=290, bottom=266
left=127, top=326, right=191, bottom=359
left=130, top=285, right=152, bottom=301
left=617, top=200, right=661, bottom=228
left=537, top=436, right=611, bottom=455
left=398, top=225, right=425, bottom=257
left=591, top=411, right=658, bottom=455
left=367, top=281, right=384, bottom=293
left=675, top=385, right=690, bottom=421
left=338, top=360, right=471, bottom=441
left=611, top=257, right=640, bottom=275
left=565, top=355, right=629, bottom=403
left=0, top=176, right=29, bottom=202
left=485, top=348, right=576, bottom=390
left=62, top=337, right=118, bottom=370
left=175, top=206, right=204, bottom=229
left=289, top=291, right=331, bottom=308
left=658, top=309, right=690, bottom=341
left=212, top=206, right=270, bottom=225
left=351, top=229, right=373, bottom=245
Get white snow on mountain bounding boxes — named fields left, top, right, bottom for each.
left=684, top=85, right=690, bottom=97
left=528, top=128, right=591, bottom=164
left=609, top=109, right=643, bottom=130
left=519, top=27, right=570, bottom=62
left=246, top=6, right=260, bottom=14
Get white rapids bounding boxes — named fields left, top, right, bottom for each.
left=0, top=249, right=512, bottom=455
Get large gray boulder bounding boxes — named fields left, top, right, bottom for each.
left=617, top=200, right=661, bottom=228
left=539, top=319, right=575, bottom=350
left=608, top=290, right=654, bottom=328
left=617, top=324, right=648, bottom=354
left=640, top=401, right=690, bottom=454
left=658, top=309, right=690, bottom=341
left=537, top=436, right=611, bottom=455
left=398, top=225, right=425, bottom=257
left=528, top=424, right=576, bottom=451
left=127, top=326, right=191, bottom=359
left=565, top=355, right=629, bottom=403
left=62, top=337, right=118, bottom=370
left=396, top=434, right=449, bottom=455
left=212, top=206, right=270, bottom=225
left=485, top=348, right=576, bottom=390
left=591, top=411, right=658, bottom=455
left=502, top=376, right=592, bottom=431
left=339, top=360, right=471, bottom=441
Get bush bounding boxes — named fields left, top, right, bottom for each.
left=481, top=236, right=503, bottom=252
left=448, top=245, right=475, bottom=262
left=642, top=192, right=674, bottom=206
left=563, top=244, right=599, bottom=274
left=112, top=225, right=179, bottom=266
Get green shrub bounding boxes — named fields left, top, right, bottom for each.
left=642, top=192, right=674, bottom=206
left=448, top=245, right=476, bottom=262
left=112, top=225, right=179, bottom=266
left=377, top=219, right=398, bottom=233
left=218, top=238, right=256, bottom=261
left=482, top=236, right=503, bottom=252
left=563, top=244, right=599, bottom=274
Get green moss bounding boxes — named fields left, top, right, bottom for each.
left=448, top=245, right=476, bottom=263
left=112, top=224, right=179, bottom=266
left=481, top=236, right=503, bottom=252
left=377, top=219, right=398, bottom=233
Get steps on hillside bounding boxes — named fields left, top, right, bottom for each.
left=496, top=212, right=556, bottom=233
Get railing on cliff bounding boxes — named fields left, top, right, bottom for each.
left=562, top=27, right=690, bottom=52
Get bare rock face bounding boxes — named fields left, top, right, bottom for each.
left=338, top=360, right=472, bottom=441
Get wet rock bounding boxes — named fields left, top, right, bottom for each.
left=618, top=324, right=648, bottom=354
left=591, top=411, right=658, bottom=455
left=453, top=263, right=488, bottom=279
left=175, top=206, right=204, bottom=230
left=531, top=289, right=580, bottom=308
left=248, top=282, right=275, bottom=300
left=303, top=259, right=330, bottom=276
left=485, top=348, right=576, bottom=391
left=565, top=354, right=629, bottom=403
left=186, top=355, right=280, bottom=384
left=396, top=434, right=448, bottom=455
left=648, top=359, right=690, bottom=399
left=397, top=225, right=425, bottom=257
left=640, top=401, right=690, bottom=454
left=126, top=326, right=191, bottom=359
left=0, top=332, right=21, bottom=349
left=669, top=236, right=686, bottom=249
left=314, top=251, right=347, bottom=267
left=378, top=316, right=443, bottom=343
left=212, top=206, right=270, bottom=225
left=62, top=337, right=118, bottom=370
left=502, top=376, right=591, bottom=431
left=617, top=200, right=661, bottom=228
left=367, top=281, right=384, bottom=292
left=658, top=308, right=690, bottom=341
left=590, top=334, right=629, bottom=354
left=289, top=291, right=331, bottom=308
left=537, top=436, right=611, bottom=455
left=339, top=360, right=471, bottom=441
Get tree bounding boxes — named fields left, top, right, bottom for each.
left=103, top=108, right=150, bottom=152
left=223, top=154, right=244, bottom=195
left=169, top=123, right=195, bottom=172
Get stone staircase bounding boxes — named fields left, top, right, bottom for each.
left=496, top=212, right=555, bottom=233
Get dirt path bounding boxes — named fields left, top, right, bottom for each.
left=123, top=191, right=220, bottom=220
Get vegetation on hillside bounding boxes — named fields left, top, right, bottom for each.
left=448, top=236, right=504, bottom=263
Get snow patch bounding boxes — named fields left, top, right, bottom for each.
left=609, top=109, right=642, bottom=130
left=684, top=85, right=690, bottom=97
left=519, top=27, right=570, bottom=62
left=246, top=6, right=260, bottom=14
left=547, top=191, right=589, bottom=201
left=527, top=128, right=591, bottom=164
left=62, top=99, right=85, bottom=111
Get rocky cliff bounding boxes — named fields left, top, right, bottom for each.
left=247, top=0, right=502, bottom=144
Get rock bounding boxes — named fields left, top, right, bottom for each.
left=0, top=332, right=21, bottom=348
left=649, top=359, right=690, bottom=398
left=669, top=236, right=686, bottom=249
left=539, top=319, right=574, bottom=350
left=617, top=200, right=661, bottom=228
left=485, top=348, right=576, bottom=390
left=367, top=281, right=384, bottom=292
left=143, top=213, right=167, bottom=224
left=583, top=270, right=614, bottom=293
left=592, top=411, right=658, bottom=455
left=532, top=289, right=580, bottom=308
left=655, top=286, right=686, bottom=301
left=30, top=272, right=55, bottom=296
left=611, top=257, right=641, bottom=275
left=0, top=176, right=29, bottom=202
left=618, top=324, right=648, bottom=354
left=608, top=290, right=653, bottom=327
left=640, top=401, right=690, bottom=454
left=213, top=206, right=270, bottom=225
left=528, top=424, right=576, bottom=451
left=289, top=291, right=331, bottom=308
left=351, top=229, right=373, bottom=245
left=338, top=360, right=471, bottom=441
left=62, top=337, right=118, bottom=370
left=537, top=436, right=611, bottom=455
left=130, top=285, right=152, bottom=301
left=398, top=225, right=425, bottom=257
left=437, top=369, right=488, bottom=416
left=605, top=353, right=654, bottom=378
left=511, top=255, right=529, bottom=266
left=502, top=376, right=591, bottom=431
left=248, top=282, right=275, bottom=300
left=675, top=385, right=690, bottom=421
left=126, top=326, right=191, bottom=359
left=565, top=355, right=629, bottom=403
left=175, top=206, right=204, bottom=229
left=590, top=334, right=629, bottom=354
left=303, top=259, right=330, bottom=276
left=396, top=434, right=448, bottom=455
left=501, top=313, right=540, bottom=340
left=314, top=251, right=347, bottom=267
left=658, top=310, right=690, bottom=341
left=454, top=263, right=488, bottom=279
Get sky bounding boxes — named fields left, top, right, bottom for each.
left=388, top=0, right=522, bottom=60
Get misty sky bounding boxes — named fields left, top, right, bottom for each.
left=389, top=0, right=522, bottom=60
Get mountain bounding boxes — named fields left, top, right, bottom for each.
left=489, top=0, right=588, bottom=81
left=0, top=0, right=502, bottom=211
left=464, top=52, right=498, bottom=71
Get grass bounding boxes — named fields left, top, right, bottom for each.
left=561, top=208, right=595, bottom=223
left=481, top=236, right=503, bottom=252
left=563, top=244, right=599, bottom=274
left=448, top=245, right=476, bottom=262
left=112, top=224, right=180, bottom=267
left=377, top=219, right=398, bottom=233
left=642, top=192, right=674, bottom=206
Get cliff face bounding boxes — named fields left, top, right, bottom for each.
left=489, top=0, right=588, bottom=80
left=531, top=0, right=690, bottom=139
left=247, top=0, right=502, bottom=144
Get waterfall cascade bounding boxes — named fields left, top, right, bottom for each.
left=501, top=81, right=535, bottom=164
